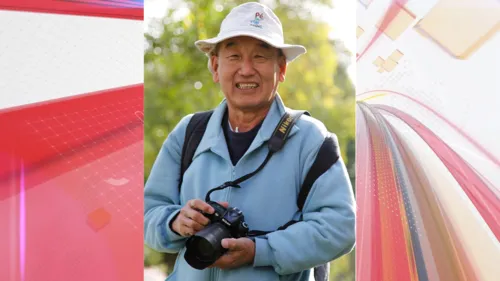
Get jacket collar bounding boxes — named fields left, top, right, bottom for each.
left=193, top=93, right=300, bottom=162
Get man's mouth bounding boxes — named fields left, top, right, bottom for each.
left=236, top=83, right=259, bottom=89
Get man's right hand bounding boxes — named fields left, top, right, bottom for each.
left=171, top=199, right=229, bottom=237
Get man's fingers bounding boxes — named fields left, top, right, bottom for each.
left=184, top=208, right=210, bottom=226
left=182, top=216, right=204, bottom=232
left=178, top=223, right=193, bottom=236
left=211, top=253, right=236, bottom=269
left=178, top=218, right=193, bottom=236
left=221, top=238, right=231, bottom=249
left=178, top=198, right=231, bottom=237
left=222, top=238, right=241, bottom=251
left=210, top=238, right=255, bottom=269
left=177, top=216, right=201, bottom=236
left=189, top=199, right=214, bottom=214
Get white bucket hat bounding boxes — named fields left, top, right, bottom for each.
left=195, top=2, right=307, bottom=63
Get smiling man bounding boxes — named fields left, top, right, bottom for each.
left=144, top=2, right=355, bottom=281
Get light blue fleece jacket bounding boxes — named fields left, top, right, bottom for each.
left=144, top=94, right=355, bottom=281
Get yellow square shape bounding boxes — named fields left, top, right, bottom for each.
left=376, top=6, right=416, bottom=40
left=373, top=56, right=385, bottom=67
left=415, top=0, right=500, bottom=59
left=357, top=26, right=365, bottom=38
left=389, top=50, right=404, bottom=62
left=382, top=59, right=398, bottom=72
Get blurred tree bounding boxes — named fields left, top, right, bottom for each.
left=144, top=1, right=355, bottom=280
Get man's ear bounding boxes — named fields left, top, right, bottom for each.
left=278, top=57, right=287, bottom=82
left=211, top=55, right=219, bottom=83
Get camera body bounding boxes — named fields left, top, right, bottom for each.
left=184, top=201, right=249, bottom=270
left=204, top=201, right=249, bottom=238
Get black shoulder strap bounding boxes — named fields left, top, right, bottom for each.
left=178, top=110, right=214, bottom=191
left=297, top=132, right=340, bottom=211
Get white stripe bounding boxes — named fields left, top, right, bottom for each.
left=0, top=10, right=143, bottom=109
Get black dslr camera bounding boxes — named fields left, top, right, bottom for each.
left=184, top=201, right=249, bottom=269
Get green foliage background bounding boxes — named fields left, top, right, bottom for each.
left=144, top=1, right=355, bottom=280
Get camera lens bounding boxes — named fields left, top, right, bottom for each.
left=187, top=237, right=215, bottom=261
left=184, top=223, right=231, bottom=270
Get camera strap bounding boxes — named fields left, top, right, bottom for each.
left=205, top=109, right=308, bottom=202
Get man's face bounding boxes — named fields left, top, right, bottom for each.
left=211, top=36, right=287, bottom=112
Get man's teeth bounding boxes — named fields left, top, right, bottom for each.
left=236, top=83, right=258, bottom=89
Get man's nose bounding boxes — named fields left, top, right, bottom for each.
left=238, top=58, right=257, bottom=76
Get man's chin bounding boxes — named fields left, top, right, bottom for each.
left=233, top=103, right=261, bottom=112
left=224, top=92, right=275, bottom=112
left=230, top=99, right=273, bottom=113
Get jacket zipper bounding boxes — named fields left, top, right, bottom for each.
left=214, top=267, right=220, bottom=281
left=226, top=166, right=236, bottom=203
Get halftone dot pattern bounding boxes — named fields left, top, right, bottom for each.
left=0, top=88, right=144, bottom=281
left=23, top=96, right=142, bottom=169
left=53, top=142, right=143, bottom=231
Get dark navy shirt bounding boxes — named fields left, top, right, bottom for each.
left=222, top=109, right=263, bottom=166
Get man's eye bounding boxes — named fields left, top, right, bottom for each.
left=255, top=55, right=268, bottom=60
left=228, top=55, right=240, bottom=59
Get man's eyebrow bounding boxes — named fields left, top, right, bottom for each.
left=223, top=41, right=237, bottom=48
left=258, top=42, right=271, bottom=49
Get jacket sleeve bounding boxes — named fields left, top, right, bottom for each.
left=252, top=137, right=356, bottom=275
left=144, top=115, right=192, bottom=253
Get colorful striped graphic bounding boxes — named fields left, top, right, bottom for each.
left=357, top=99, right=500, bottom=280
left=356, top=0, right=500, bottom=280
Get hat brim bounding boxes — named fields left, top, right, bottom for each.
left=195, top=30, right=306, bottom=63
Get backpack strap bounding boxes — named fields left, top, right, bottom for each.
left=314, top=263, right=330, bottom=281
left=178, top=110, right=214, bottom=192
left=247, top=133, right=340, bottom=236
left=297, top=132, right=340, bottom=211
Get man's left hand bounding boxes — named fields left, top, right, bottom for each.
left=209, top=238, right=255, bottom=270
